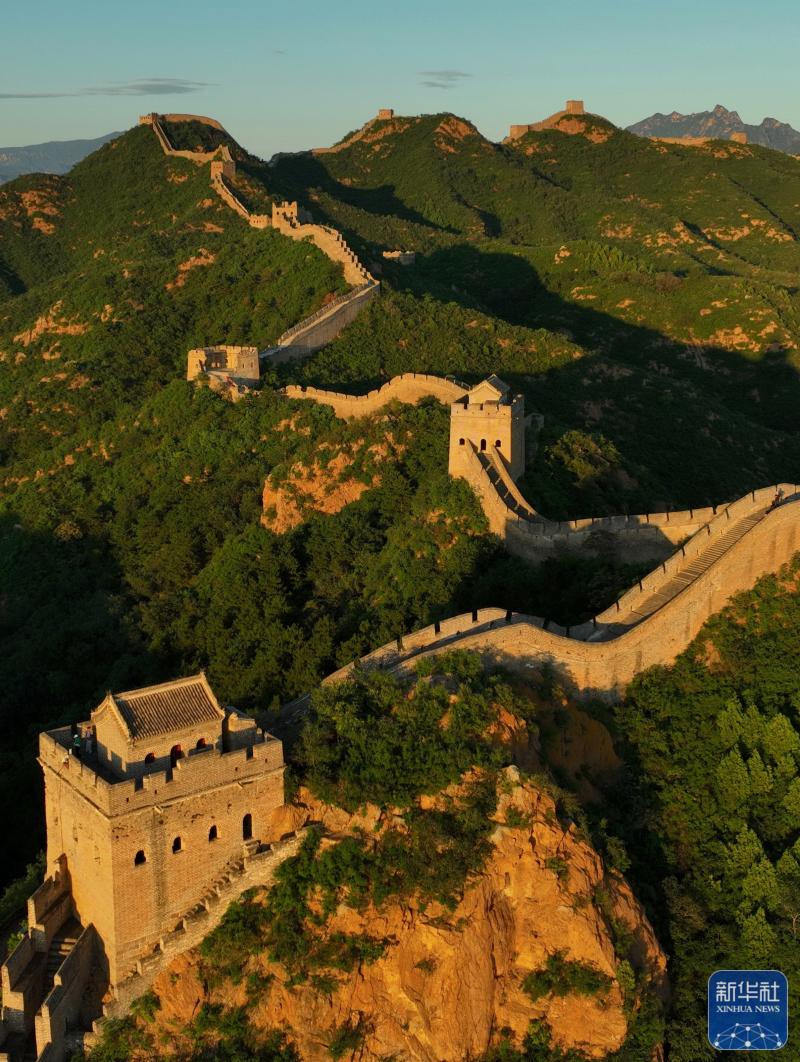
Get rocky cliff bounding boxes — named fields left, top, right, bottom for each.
left=135, top=773, right=666, bottom=1060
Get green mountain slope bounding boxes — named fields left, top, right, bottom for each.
left=1, top=107, right=798, bottom=921
left=0, top=125, right=345, bottom=475
left=2, top=109, right=800, bottom=1062
left=269, top=112, right=800, bottom=513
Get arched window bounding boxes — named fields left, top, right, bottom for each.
left=495, top=439, right=502, bottom=449
left=480, top=439, right=487, bottom=451
left=195, top=737, right=207, bottom=750
left=172, top=836, right=182, bottom=854
left=134, top=850, right=146, bottom=866
left=208, top=825, right=218, bottom=842
left=144, top=752, right=156, bottom=764
left=242, top=813, right=253, bottom=841
left=458, top=437, right=465, bottom=445
left=169, top=745, right=183, bottom=768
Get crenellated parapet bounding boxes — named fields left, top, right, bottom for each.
left=281, top=484, right=799, bottom=718
left=139, top=114, right=379, bottom=376
left=282, top=373, right=466, bottom=417
left=271, top=202, right=374, bottom=286
left=507, top=99, right=592, bottom=140
left=273, top=374, right=800, bottom=707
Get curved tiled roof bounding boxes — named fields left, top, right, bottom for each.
left=105, top=673, right=224, bottom=740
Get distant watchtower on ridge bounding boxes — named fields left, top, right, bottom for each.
left=449, top=376, right=525, bottom=480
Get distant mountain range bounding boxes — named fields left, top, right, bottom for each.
left=627, top=104, right=800, bottom=154
left=0, top=132, right=121, bottom=183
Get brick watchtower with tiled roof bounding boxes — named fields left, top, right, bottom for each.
left=38, top=673, right=284, bottom=985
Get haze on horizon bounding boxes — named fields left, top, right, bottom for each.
left=1, top=0, right=799, bottom=159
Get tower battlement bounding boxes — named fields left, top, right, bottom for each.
left=39, top=674, right=285, bottom=985
left=449, top=375, right=525, bottom=480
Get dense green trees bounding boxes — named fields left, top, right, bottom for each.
left=603, top=557, right=800, bottom=1059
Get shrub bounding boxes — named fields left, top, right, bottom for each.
left=522, top=951, right=612, bottom=1001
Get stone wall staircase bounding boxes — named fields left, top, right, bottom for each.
left=141, top=113, right=379, bottom=368
left=41, top=922, right=81, bottom=1000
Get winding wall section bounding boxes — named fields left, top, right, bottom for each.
left=276, top=379, right=799, bottom=701
left=282, top=373, right=467, bottom=417
left=280, top=378, right=713, bottom=563
left=281, top=485, right=798, bottom=705
left=139, top=114, right=379, bottom=363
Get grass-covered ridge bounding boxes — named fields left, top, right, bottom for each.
left=264, top=111, right=800, bottom=514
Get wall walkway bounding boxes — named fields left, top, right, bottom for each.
left=139, top=114, right=379, bottom=365
left=281, top=373, right=467, bottom=417
left=282, top=485, right=798, bottom=707
left=0, top=859, right=99, bottom=1062
left=277, top=378, right=710, bottom=564
left=270, top=376, right=799, bottom=699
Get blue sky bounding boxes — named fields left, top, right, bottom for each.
left=2, top=0, right=799, bottom=156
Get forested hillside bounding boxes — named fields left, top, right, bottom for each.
left=2, top=110, right=800, bottom=1060
left=272, top=111, right=800, bottom=514
left=87, top=561, right=800, bottom=1061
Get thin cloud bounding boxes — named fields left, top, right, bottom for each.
left=0, top=79, right=213, bottom=100
left=419, top=70, right=470, bottom=90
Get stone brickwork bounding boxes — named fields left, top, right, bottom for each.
left=264, top=283, right=380, bottom=365
left=281, top=485, right=799, bottom=715
left=271, top=202, right=373, bottom=286
left=1, top=675, right=294, bottom=1062
left=33, top=926, right=96, bottom=1062
left=650, top=132, right=750, bottom=149
left=449, top=376, right=526, bottom=481
left=508, top=100, right=591, bottom=140
left=95, top=831, right=305, bottom=1024
left=186, top=345, right=260, bottom=388
left=139, top=114, right=379, bottom=375
left=382, top=250, right=416, bottom=265
left=1, top=859, right=99, bottom=1061
left=37, top=675, right=285, bottom=986
left=277, top=373, right=702, bottom=561
left=282, top=373, right=466, bottom=417
left=273, top=373, right=799, bottom=707
left=313, top=109, right=397, bottom=155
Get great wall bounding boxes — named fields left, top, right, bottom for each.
left=1, top=108, right=800, bottom=1062
left=279, top=375, right=799, bottom=702
left=139, top=112, right=380, bottom=388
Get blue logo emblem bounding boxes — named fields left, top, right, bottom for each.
left=709, top=970, right=788, bottom=1050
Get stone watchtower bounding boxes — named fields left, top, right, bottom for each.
left=38, top=673, right=284, bottom=985
left=186, top=345, right=260, bottom=387
left=448, top=375, right=525, bottom=480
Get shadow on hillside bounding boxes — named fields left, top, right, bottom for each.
left=290, top=239, right=800, bottom=512
left=388, top=243, right=800, bottom=433
left=0, top=517, right=159, bottom=884
left=399, top=244, right=547, bottom=325
left=267, top=153, right=458, bottom=233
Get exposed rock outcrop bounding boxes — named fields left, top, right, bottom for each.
left=146, top=774, right=666, bottom=1060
